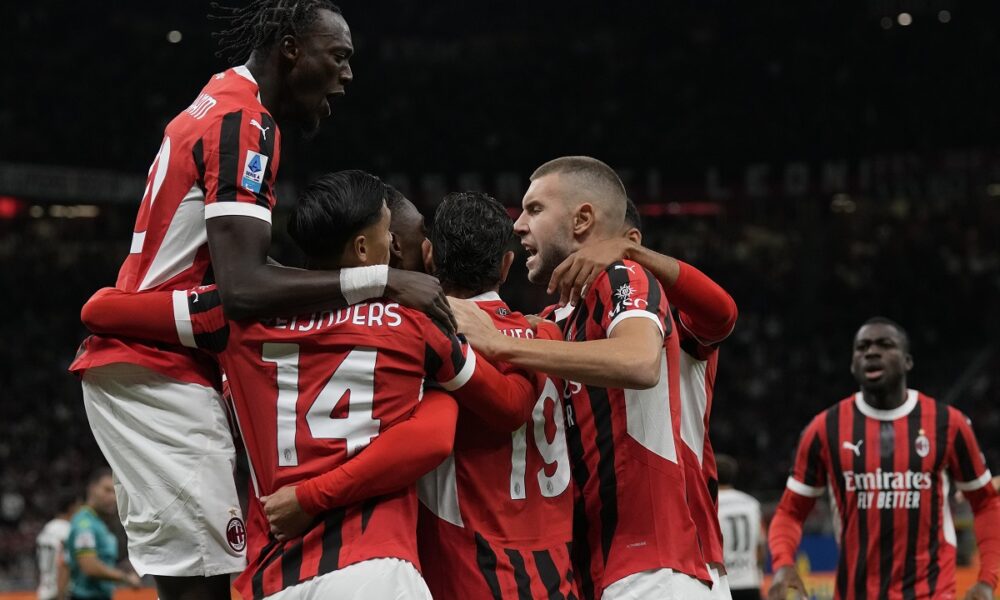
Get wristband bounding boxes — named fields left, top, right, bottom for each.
left=340, top=265, right=389, bottom=305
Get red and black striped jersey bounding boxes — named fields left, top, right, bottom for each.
left=418, top=292, right=577, bottom=600
left=677, top=316, right=725, bottom=566
left=222, top=301, right=477, bottom=600
left=560, top=260, right=709, bottom=598
left=784, top=390, right=996, bottom=600
left=71, top=65, right=279, bottom=388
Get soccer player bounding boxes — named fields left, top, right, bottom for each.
left=452, top=156, right=712, bottom=599
left=36, top=494, right=80, bottom=600
left=715, top=455, right=765, bottom=600
left=545, top=198, right=739, bottom=598
left=767, top=318, right=1000, bottom=600
left=69, top=4, right=451, bottom=600
left=416, top=192, right=577, bottom=599
left=66, top=469, right=141, bottom=600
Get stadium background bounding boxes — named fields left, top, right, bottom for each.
left=2, top=1, right=999, bottom=597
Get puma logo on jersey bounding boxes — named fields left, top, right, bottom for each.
left=843, top=440, right=864, bottom=457
left=250, top=118, right=270, bottom=140
left=613, top=264, right=636, bottom=273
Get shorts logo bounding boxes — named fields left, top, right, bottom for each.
left=226, top=517, right=247, bottom=552
left=915, top=430, right=930, bottom=458
left=241, top=150, right=268, bottom=194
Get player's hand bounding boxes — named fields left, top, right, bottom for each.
left=767, top=566, right=808, bottom=600
left=261, top=486, right=313, bottom=542
left=963, top=582, right=995, bottom=600
left=523, top=314, right=546, bottom=328
left=123, top=572, right=142, bottom=588
left=547, top=238, right=636, bottom=307
left=449, top=297, right=503, bottom=357
left=385, top=269, right=457, bottom=334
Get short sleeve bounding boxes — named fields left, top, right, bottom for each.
left=592, top=260, right=669, bottom=337
left=200, top=109, right=278, bottom=223
left=948, top=409, right=994, bottom=492
left=71, top=520, right=97, bottom=555
left=785, top=414, right=828, bottom=498
left=421, top=318, right=476, bottom=391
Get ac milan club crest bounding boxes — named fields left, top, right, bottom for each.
left=226, top=517, right=247, bottom=551
left=915, top=430, right=930, bottom=458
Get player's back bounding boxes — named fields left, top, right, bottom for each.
left=72, top=66, right=280, bottom=388
left=222, top=299, right=470, bottom=600
left=562, top=260, right=709, bottom=597
left=717, top=488, right=762, bottom=591
left=36, top=518, right=71, bottom=600
left=418, top=292, right=576, bottom=599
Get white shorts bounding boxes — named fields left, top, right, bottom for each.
left=263, top=558, right=432, bottom=600
left=603, top=568, right=714, bottom=600
left=709, top=565, right=734, bottom=600
left=81, top=363, right=245, bottom=577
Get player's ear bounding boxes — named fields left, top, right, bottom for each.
left=353, top=234, right=368, bottom=265
left=498, top=250, right=515, bottom=285
left=279, top=35, right=300, bottom=63
left=573, top=203, right=596, bottom=238
left=625, top=228, right=642, bottom=245
left=904, top=353, right=914, bottom=372
left=422, top=239, right=435, bottom=274
left=388, top=232, right=403, bottom=268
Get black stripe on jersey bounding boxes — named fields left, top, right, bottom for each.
left=474, top=533, right=504, bottom=600
left=587, top=384, right=618, bottom=564
left=251, top=540, right=281, bottom=600
left=281, top=538, right=304, bottom=590
left=603, top=263, right=632, bottom=326
left=953, top=427, right=978, bottom=482
left=902, top=400, right=923, bottom=600
left=851, top=404, right=868, bottom=600
left=218, top=111, right=242, bottom=203
left=424, top=342, right=443, bottom=379
left=642, top=267, right=668, bottom=335
left=532, top=549, right=565, bottom=600
left=824, top=407, right=849, bottom=600
left=503, top=548, right=535, bottom=600
left=360, top=497, right=377, bottom=533
left=565, top=542, right=579, bottom=600
left=803, top=434, right=824, bottom=487
left=878, top=422, right=895, bottom=599
left=317, top=507, right=345, bottom=575
left=189, top=287, right=222, bottom=314
left=255, top=113, right=276, bottom=209
left=926, top=403, right=949, bottom=596
left=201, top=264, right=215, bottom=286
left=192, top=138, right=206, bottom=186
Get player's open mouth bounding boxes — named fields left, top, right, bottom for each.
left=864, top=365, right=885, bottom=381
left=323, top=92, right=345, bottom=117
left=523, top=244, right=537, bottom=267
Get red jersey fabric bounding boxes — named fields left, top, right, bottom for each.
left=221, top=301, right=476, bottom=600
left=71, top=66, right=280, bottom=388
left=560, top=260, right=709, bottom=599
left=418, top=292, right=577, bottom=600
left=776, top=390, right=998, bottom=599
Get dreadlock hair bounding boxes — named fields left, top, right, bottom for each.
left=210, top=0, right=342, bottom=66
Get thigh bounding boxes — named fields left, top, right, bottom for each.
left=603, top=568, right=714, bottom=600
left=267, top=559, right=432, bottom=600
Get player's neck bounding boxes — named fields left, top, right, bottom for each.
left=442, top=284, right=500, bottom=300
left=861, top=383, right=907, bottom=411
left=245, top=57, right=281, bottom=121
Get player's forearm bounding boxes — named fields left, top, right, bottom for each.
left=627, top=243, right=682, bottom=288
left=81, top=288, right=178, bottom=342
left=215, top=262, right=355, bottom=320
left=296, top=390, right=458, bottom=514
left=971, top=492, right=1000, bottom=588
left=449, top=358, right=536, bottom=432
left=768, top=490, right=816, bottom=569
left=485, top=334, right=660, bottom=389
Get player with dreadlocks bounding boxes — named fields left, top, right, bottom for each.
left=70, top=3, right=454, bottom=600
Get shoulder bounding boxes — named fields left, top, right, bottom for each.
left=591, top=259, right=654, bottom=289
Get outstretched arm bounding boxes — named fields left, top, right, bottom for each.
left=207, top=216, right=455, bottom=328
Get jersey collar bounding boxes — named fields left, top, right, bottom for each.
left=854, top=389, right=918, bottom=421
left=232, top=65, right=263, bottom=103
left=467, top=291, right=502, bottom=303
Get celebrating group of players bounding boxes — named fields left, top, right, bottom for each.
left=66, top=2, right=999, bottom=599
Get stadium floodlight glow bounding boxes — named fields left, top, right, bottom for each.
left=897, top=13, right=913, bottom=26
left=167, top=30, right=183, bottom=44
left=880, top=17, right=893, bottom=30
left=938, top=10, right=951, bottom=23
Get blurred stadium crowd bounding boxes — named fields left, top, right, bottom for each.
left=3, top=0, right=1000, bottom=590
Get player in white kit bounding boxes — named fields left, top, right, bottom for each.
left=716, top=455, right=765, bottom=600
left=36, top=494, right=80, bottom=600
